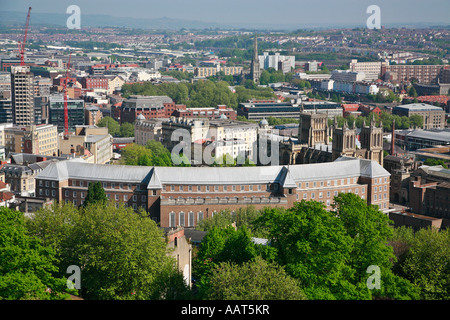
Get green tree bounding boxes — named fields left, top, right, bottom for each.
left=423, top=158, right=448, bottom=169
left=146, top=140, right=173, bottom=166
left=0, top=207, right=75, bottom=300
left=98, top=117, right=120, bottom=136
left=408, top=86, right=418, bottom=98
left=83, top=181, right=108, bottom=207
left=393, top=227, right=450, bottom=300
left=255, top=198, right=419, bottom=300
left=204, top=257, right=305, bottom=300
left=119, top=122, right=135, bottom=137
left=333, top=193, right=419, bottom=300
left=409, top=114, right=424, bottom=128
left=26, top=202, right=190, bottom=300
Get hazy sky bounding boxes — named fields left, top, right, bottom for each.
left=1, top=0, right=450, bottom=26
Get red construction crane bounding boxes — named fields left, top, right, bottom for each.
left=19, top=7, right=32, bottom=66
left=63, top=54, right=72, bottom=138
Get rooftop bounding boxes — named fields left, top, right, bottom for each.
left=393, top=103, right=444, bottom=112
left=36, top=157, right=390, bottom=187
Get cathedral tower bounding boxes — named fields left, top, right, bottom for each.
left=360, top=117, right=384, bottom=166
left=332, top=118, right=357, bottom=161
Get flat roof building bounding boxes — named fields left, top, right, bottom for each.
left=393, top=103, right=445, bottom=130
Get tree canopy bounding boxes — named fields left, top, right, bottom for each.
left=26, top=202, right=190, bottom=300
left=0, top=207, right=75, bottom=300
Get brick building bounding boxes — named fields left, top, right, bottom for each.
left=79, top=76, right=109, bottom=90
left=35, top=156, right=390, bottom=228
left=119, top=95, right=186, bottom=124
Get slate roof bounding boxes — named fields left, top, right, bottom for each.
left=36, top=157, right=390, bottom=187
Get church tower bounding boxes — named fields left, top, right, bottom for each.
left=332, top=118, right=357, bottom=161
left=360, top=117, right=384, bottom=166
left=298, top=110, right=329, bottom=147
left=250, top=35, right=261, bottom=83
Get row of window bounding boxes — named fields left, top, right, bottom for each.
left=166, top=184, right=277, bottom=192
left=64, top=189, right=148, bottom=202
left=169, top=211, right=205, bottom=228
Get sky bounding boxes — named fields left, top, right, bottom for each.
left=1, top=0, right=450, bottom=27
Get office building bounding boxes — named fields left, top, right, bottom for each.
left=59, top=126, right=112, bottom=164
left=120, top=95, right=185, bottom=124
left=11, top=65, right=35, bottom=126
left=349, top=59, right=387, bottom=81
left=48, top=94, right=85, bottom=132
left=382, top=64, right=447, bottom=84
left=392, top=103, right=445, bottom=129
left=2, top=124, right=58, bottom=156
left=331, top=70, right=365, bottom=82
left=259, top=52, right=295, bottom=74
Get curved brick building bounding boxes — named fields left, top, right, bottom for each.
left=35, top=157, right=390, bottom=227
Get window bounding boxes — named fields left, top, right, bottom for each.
left=233, top=185, right=236, bottom=191
left=65, top=190, right=69, bottom=197
left=52, top=190, right=55, bottom=197
left=374, top=194, right=377, bottom=201
left=319, top=192, right=323, bottom=198
left=120, top=183, right=123, bottom=189
left=115, top=194, right=119, bottom=201
left=327, top=191, right=330, bottom=198
left=179, top=212, right=185, bottom=227
left=133, top=195, right=137, bottom=201
left=52, top=181, right=55, bottom=188
left=152, top=190, right=157, bottom=196
left=171, top=185, right=174, bottom=191
left=169, top=212, right=176, bottom=227
left=45, top=181, right=49, bottom=187
left=303, top=193, right=307, bottom=199
left=39, top=180, right=43, bottom=186
left=124, top=194, right=128, bottom=201
left=111, top=183, right=115, bottom=189
left=188, top=185, right=192, bottom=191
left=198, top=211, right=204, bottom=222
left=73, top=191, right=77, bottom=197
left=311, top=192, right=315, bottom=199
left=188, top=211, right=194, bottom=227
left=39, top=189, right=43, bottom=196
left=142, top=195, right=146, bottom=202
left=81, top=192, right=85, bottom=198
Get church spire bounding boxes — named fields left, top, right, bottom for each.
left=251, top=34, right=261, bottom=84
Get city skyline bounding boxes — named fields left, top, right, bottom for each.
left=1, top=0, right=450, bottom=30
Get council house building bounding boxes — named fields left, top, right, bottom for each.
left=35, top=156, right=390, bottom=227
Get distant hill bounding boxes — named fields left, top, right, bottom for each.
left=0, top=10, right=224, bottom=30
left=0, top=10, right=448, bottom=31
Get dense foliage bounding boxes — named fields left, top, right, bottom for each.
left=25, top=202, right=190, bottom=300
left=0, top=208, right=76, bottom=300
left=121, top=80, right=276, bottom=109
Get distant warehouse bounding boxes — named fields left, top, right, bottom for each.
left=392, top=103, right=445, bottom=130
left=237, top=100, right=342, bottom=121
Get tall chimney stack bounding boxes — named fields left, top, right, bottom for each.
left=391, top=119, right=395, bottom=156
